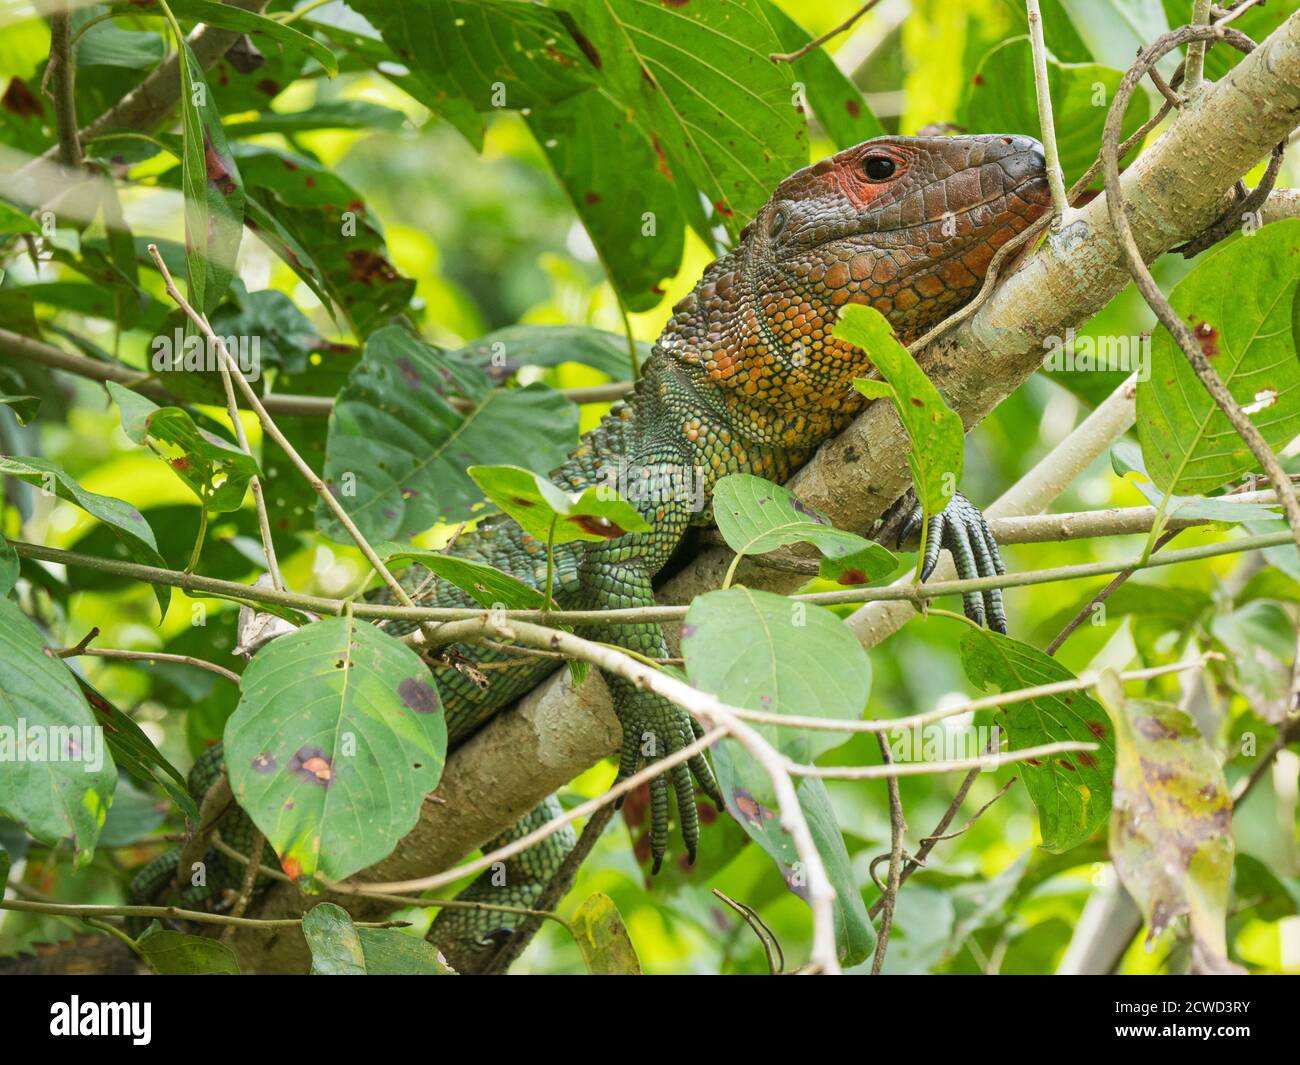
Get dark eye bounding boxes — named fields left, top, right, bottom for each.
left=863, top=156, right=896, bottom=181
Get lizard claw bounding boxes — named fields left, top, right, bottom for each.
left=613, top=694, right=716, bottom=873
left=905, top=492, right=1007, bottom=634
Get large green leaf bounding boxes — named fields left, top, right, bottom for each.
left=1137, top=220, right=1300, bottom=497
left=713, top=746, right=876, bottom=968
left=0, top=599, right=117, bottom=865
left=683, top=587, right=874, bottom=965
left=225, top=100, right=407, bottom=138
left=959, top=628, right=1113, bottom=853
left=712, top=473, right=897, bottom=586
left=377, top=545, right=544, bottom=610
left=0, top=455, right=170, bottom=616
left=1096, top=672, right=1240, bottom=973
left=554, top=0, right=807, bottom=240
left=302, top=901, right=447, bottom=974
left=0, top=534, right=16, bottom=593
left=234, top=145, right=414, bottom=337
left=527, top=89, right=687, bottom=313
left=224, top=616, right=447, bottom=888
left=961, top=36, right=1151, bottom=186
left=318, top=327, right=578, bottom=542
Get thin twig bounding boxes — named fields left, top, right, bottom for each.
left=215, top=352, right=283, bottom=591
left=53, top=645, right=242, bottom=685
left=1026, top=0, right=1070, bottom=224
left=713, top=889, right=785, bottom=974
left=219, top=831, right=266, bottom=945
left=47, top=5, right=83, bottom=171
left=0, top=897, right=406, bottom=931
left=1185, top=0, right=1215, bottom=94
left=870, top=733, right=905, bottom=975
left=11, top=528, right=1296, bottom=628
left=769, top=0, right=884, bottom=63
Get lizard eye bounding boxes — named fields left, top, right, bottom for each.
left=862, top=155, right=896, bottom=181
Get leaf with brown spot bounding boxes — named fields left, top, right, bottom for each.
left=1138, top=220, right=1300, bottom=496
left=224, top=616, right=446, bottom=889
left=960, top=628, right=1113, bottom=852
left=1095, top=672, right=1242, bottom=973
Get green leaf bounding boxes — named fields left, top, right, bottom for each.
left=0, top=599, right=117, bottom=865
left=959, top=627, right=1113, bottom=852
left=0, top=200, right=39, bottom=235
left=715, top=746, right=876, bottom=968
left=712, top=473, right=897, bottom=586
left=684, top=588, right=871, bottom=763
left=142, top=0, right=338, bottom=77
left=302, top=902, right=367, bottom=974
left=1110, top=440, right=1282, bottom=524
left=137, top=925, right=240, bottom=974
left=319, top=327, right=578, bottom=542
left=570, top=892, right=641, bottom=975
left=301, top=902, right=447, bottom=974
left=1137, top=220, right=1300, bottom=497
left=0, top=455, right=170, bottom=616
left=961, top=36, right=1150, bottom=186
left=553, top=0, right=807, bottom=240
left=357, top=926, right=448, bottom=974
left=106, top=382, right=259, bottom=513
left=74, top=677, right=197, bottom=823
left=376, top=545, right=544, bottom=610
left=0, top=393, right=39, bottom=425
left=346, top=0, right=592, bottom=138
left=224, top=616, right=447, bottom=889
left=449, top=324, right=650, bottom=383
left=169, top=27, right=244, bottom=315
left=0, top=534, right=16, bottom=593
left=467, top=464, right=650, bottom=545
left=683, top=587, right=874, bottom=965
left=1096, top=672, right=1240, bottom=973
left=527, top=89, right=687, bottom=313
left=225, top=100, right=407, bottom=138
left=839, top=304, right=964, bottom=534
left=76, top=18, right=165, bottom=69
left=760, top=1, right=885, bottom=149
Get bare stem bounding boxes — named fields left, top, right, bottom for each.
left=1026, top=0, right=1070, bottom=224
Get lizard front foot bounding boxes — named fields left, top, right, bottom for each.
left=612, top=690, right=723, bottom=874
left=899, top=491, right=1007, bottom=633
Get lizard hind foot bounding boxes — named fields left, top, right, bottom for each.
left=905, top=492, right=1008, bottom=634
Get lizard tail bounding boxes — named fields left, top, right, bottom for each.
left=427, top=795, right=576, bottom=974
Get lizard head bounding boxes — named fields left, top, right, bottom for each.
left=662, top=135, right=1048, bottom=425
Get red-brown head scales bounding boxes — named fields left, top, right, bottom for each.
left=660, top=135, right=1048, bottom=435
